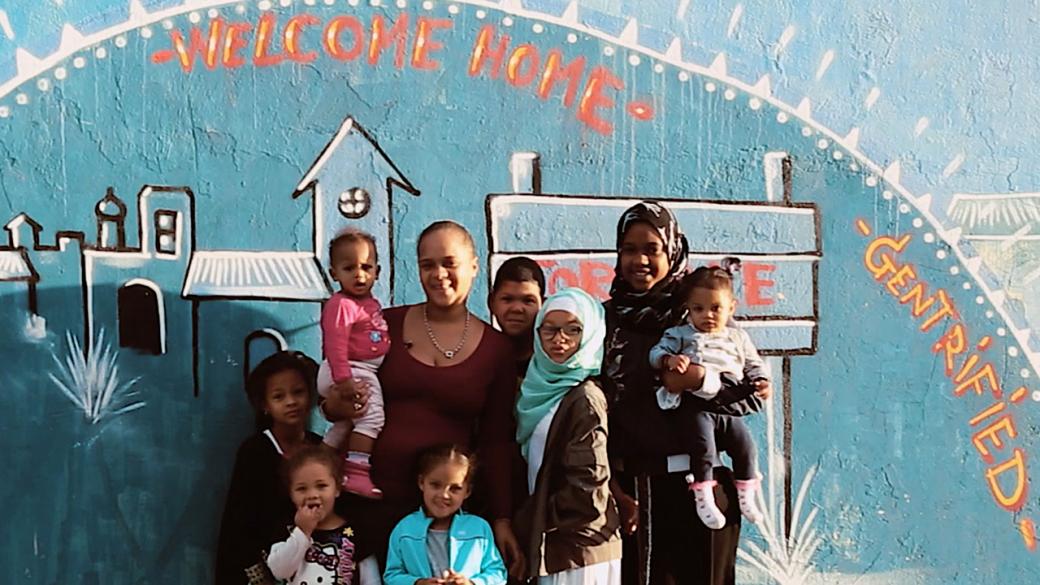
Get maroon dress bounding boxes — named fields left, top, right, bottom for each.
left=351, top=305, right=518, bottom=562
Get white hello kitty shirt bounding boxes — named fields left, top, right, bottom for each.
left=267, top=523, right=358, bottom=585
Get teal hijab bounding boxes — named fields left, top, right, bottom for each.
left=516, top=287, right=606, bottom=458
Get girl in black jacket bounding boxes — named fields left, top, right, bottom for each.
left=215, top=351, right=323, bottom=585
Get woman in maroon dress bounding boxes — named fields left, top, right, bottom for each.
left=328, top=220, right=524, bottom=578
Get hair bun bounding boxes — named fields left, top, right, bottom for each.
left=720, top=256, right=742, bottom=275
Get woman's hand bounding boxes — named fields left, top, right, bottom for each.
left=442, top=570, right=472, bottom=585
left=753, top=379, right=773, bottom=400
left=610, top=479, right=639, bottom=535
left=616, top=491, right=639, bottom=536
left=322, top=378, right=372, bottom=421
left=492, top=518, right=525, bottom=581
left=333, top=377, right=359, bottom=406
left=336, top=378, right=371, bottom=418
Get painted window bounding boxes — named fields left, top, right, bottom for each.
left=154, top=210, right=179, bottom=256
left=243, top=328, right=288, bottom=382
left=338, top=187, right=370, bottom=218
left=118, top=280, right=166, bottom=355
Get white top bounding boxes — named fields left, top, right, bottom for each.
left=524, top=402, right=622, bottom=585
left=263, top=429, right=284, bottom=455
left=527, top=402, right=562, bottom=494
left=266, top=527, right=311, bottom=581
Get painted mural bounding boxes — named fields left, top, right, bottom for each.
left=0, top=1, right=1036, bottom=584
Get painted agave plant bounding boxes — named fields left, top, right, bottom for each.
left=49, top=329, right=144, bottom=424
left=738, top=465, right=823, bottom=585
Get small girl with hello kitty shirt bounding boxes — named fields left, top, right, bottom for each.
left=266, top=446, right=367, bottom=585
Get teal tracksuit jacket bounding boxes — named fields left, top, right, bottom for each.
left=383, top=509, right=507, bottom=585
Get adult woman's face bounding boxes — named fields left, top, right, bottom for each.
left=618, top=222, right=670, bottom=292
left=418, top=228, right=479, bottom=308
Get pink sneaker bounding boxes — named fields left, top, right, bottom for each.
left=342, top=459, right=383, bottom=499
left=686, top=474, right=725, bottom=530
left=734, top=478, right=764, bottom=524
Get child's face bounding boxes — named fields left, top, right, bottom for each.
left=289, top=460, right=340, bottom=523
left=538, top=310, right=583, bottom=363
left=329, top=240, right=379, bottom=297
left=264, top=369, right=310, bottom=428
left=418, top=461, right=471, bottom=522
left=618, top=222, right=671, bottom=292
left=490, top=280, right=542, bottom=338
left=687, top=287, right=736, bottom=333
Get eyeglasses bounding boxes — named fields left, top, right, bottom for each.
left=537, top=324, right=584, bottom=341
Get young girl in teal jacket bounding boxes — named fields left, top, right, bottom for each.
left=383, top=445, right=508, bottom=585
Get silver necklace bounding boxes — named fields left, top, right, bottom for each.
left=423, top=304, right=470, bottom=359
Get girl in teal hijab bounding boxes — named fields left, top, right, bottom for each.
left=516, top=287, right=606, bottom=458
left=514, top=287, right=622, bottom=584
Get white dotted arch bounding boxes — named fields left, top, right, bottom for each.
left=0, top=0, right=1035, bottom=376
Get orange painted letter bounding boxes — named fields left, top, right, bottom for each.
left=369, top=14, right=410, bottom=68
left=324, top=16, right=364, bottom=61
left=285, top=14, right=320, bottom=63
left=506, top=44, right=540, bottom=87
left=884, top=264, right=917, bottom=297
left=579, top=261, right=614, bottom=300
left=932, top=323, right=966, bottom=377
left=538, top=50, right=586, bottom=107
left=547, top=267, right=580, bottom=294
left=222, top=22, right=252, bottom=68
left=412, top=17, right=451, bottom=70
left=171, top=19, right=224, bottom=72
left=986, top=449, right=1028, bottom=512
left=254, top=13, right=284, bottom=67
left=577, top=66, right=624, bottom=135
left=899, top=282, right=935, bottom=318
left=972, top=414, right=1017, bottom=464
left=744, top=262, right=776, bottom=306
left=468, top=25, right=510, bottom=78
left=864, top=234, right=911, bottom=281
left=919, top=289, right=958, bottom=333
left=954, top=361, right=1003, bottom=399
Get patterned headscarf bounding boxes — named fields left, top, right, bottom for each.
left=516, top=287, right=606, bottom=458
left=601, top=202, right=690, bottom=411
left=606, top=201, right=690, bottom=333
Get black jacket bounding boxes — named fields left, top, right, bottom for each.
left=214, top=431, right=321, bottom=585
left=600, top=301, right=762, bottom=475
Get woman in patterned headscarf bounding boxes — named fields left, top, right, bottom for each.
left=601, top=201, right=765, bottom=585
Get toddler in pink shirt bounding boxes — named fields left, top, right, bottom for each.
left=318, top=229, right=389, bottom=499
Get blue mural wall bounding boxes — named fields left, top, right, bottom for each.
left=0, top=1, right=1037, bottom=583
